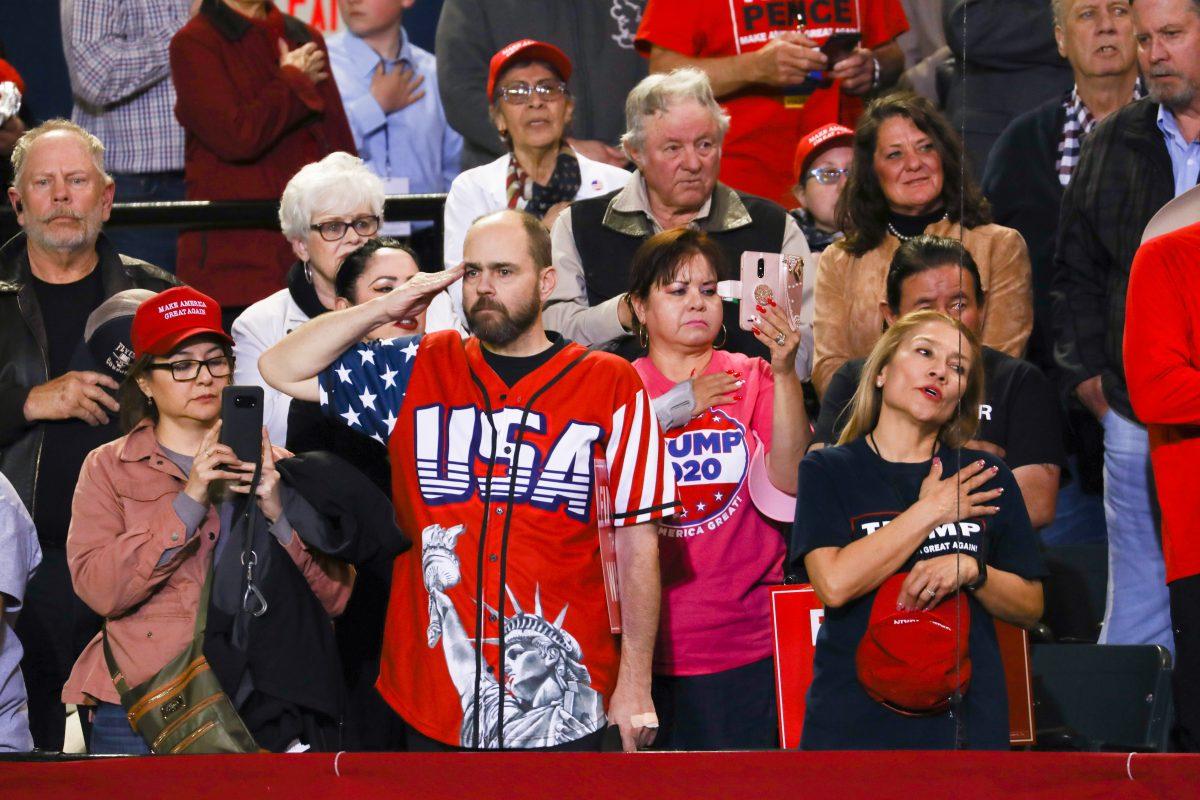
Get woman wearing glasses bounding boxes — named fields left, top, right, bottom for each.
left=441, top=40, right=631, bottom=321
left=810, top=93, right=1032, bottom=398
left=232, top=152, right=454, bottom=445
left=790, top=124, right=855, bottom=255
left=64, top=287, right=354, bottom=754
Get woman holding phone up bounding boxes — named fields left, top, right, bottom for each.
left=627, top=228, right=810, bottom=749
left=63, top=287, right=353, bottom=755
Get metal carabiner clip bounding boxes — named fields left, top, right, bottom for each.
left=242, top=582, right=269, bottom=617
left=240, top=549, right=268, bottom=616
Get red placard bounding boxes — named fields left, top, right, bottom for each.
left=770, top=584, right=1035, bottom=748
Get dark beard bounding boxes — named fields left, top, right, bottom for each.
left=464, top=290, right=540, bottom=347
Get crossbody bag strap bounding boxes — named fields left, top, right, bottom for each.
left=102, top=460, right=264, bottom=696
left=102, top=555, right=217, bottom=697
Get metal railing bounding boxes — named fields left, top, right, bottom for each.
left=0, top=193, right=447, bottom=231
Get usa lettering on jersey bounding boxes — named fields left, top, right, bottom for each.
left=413, top=403, right=602, bottom=521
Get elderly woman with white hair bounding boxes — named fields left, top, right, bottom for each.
left=440, top=39, right=630, bottom=324
left=545, top=68, right=813, bottom=377
left=232, top=151, right=453, bottom=445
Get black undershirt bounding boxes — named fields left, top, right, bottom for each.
left=887, top=207, right=947, bottom=239
left=479, top=333, right=568, bottom=387
left=31, top=269, right=109, bottom=547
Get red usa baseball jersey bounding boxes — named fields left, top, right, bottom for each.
left=320, top=331, right=678, bottom=748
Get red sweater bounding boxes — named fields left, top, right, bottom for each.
left=169, top=1, right=355, bottom=307
left=1125, top=220, right=1200, bottom=583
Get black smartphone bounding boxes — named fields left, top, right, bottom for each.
left=219, top=385, right=264, bottom=465
left=821, top=32, right=862, bottom=66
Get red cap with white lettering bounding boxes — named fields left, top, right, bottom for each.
left=487, top=39, right=572, bottom=102
left=131, top=286, right=231, bottom=358
left=793, top=123, right=855, bottom=184
left=855, top=572, right=972, bottom=715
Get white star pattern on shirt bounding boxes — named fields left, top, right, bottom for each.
left=359, top=388, right=377, bottom=410
left=371, top=433, right=386, bottom=445
left=335, top=364, right=353, bottom=384
left=714, top=491, right=724, bottom=501
left=341, top=408, right=362, bottom=427
left=695, top=501, right=706, bottom=512
left=318, top=383, right=328, bottom=406
left=380, top=367, right=399, bottom=389
left=383, top=409, right=398, bottom=433
left=401, top=339, right=419, bottom=361
left=358, top=347, right=376, bottom=366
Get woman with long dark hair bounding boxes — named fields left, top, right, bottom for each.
left=793, top=310, right=1045, bottom=749
left=810, top=92, right=1032, bottom=396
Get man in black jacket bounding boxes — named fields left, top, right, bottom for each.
left=982, top=0, right=1140, bottom=546
left=1, top=119, right=176, bottom=749
left=942, top=0, right=1074, bottom=178
left=1050, top=0, right=1200, bottom=660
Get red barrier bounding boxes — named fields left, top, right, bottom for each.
left=2, top=751, right=1197, bottom=800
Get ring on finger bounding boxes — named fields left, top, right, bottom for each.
left=774, top=333, right=786, bottom=346
left=926, top=588, right=937, bottom=597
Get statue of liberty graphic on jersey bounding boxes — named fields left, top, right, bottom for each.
left=421, top=523, right=607, bottom=748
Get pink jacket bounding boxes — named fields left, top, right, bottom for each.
left=63, top=421, right=353, bottom=706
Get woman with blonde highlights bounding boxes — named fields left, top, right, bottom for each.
left=791, top=310, right=1045, bottom=750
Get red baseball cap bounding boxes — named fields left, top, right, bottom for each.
left=793, top=123, right=855, bottom=185
left=131, top=286, right=232, bottom=358
left=487, top=39, right=572, bottom=102
left=855, top=572, right=972, bottom=715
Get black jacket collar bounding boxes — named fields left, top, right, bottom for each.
left=1119, top=98, right=1175, bottom=182
left=0, top=231, right=121, bottom=293
left=200, top=0, right=312, bottom=44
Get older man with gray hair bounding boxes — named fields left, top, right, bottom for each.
left=0, top=119, right=176, bottom=750
left=546, top=68, right=812, bottom=376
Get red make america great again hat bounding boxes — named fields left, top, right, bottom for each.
left=131, top=286, right=232, bottom=358
left=855, top=572, right=972, bottom=715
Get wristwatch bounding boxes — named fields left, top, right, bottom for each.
left=964, top=558, right=988, bottom=592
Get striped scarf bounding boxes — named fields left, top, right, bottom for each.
left=504, top=152, right=582, bottom=219
left=1057, top=81, right=1145, bottom=187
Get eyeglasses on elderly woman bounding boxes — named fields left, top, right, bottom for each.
left=309, top=215, right=382, bottom=242
left=497, top=80, right=569, bottom=105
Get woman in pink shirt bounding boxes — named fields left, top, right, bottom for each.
left=628, top=228, right=810, bottom=749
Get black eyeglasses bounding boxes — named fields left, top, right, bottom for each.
left=806, top=166, right=850, bottom=186
left=146, top=355, right=233, bottom=382
left=309, top=215, right=381, bottom=242
left=498, top=81, right=569, bottom=105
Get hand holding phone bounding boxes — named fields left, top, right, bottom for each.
left=219, top=386, right=264, bottom=465
left=821, top=32, right=862, bottom=67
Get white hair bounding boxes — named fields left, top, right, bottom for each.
left=619, top=68, right=731, bottom=155
left=278, top=152, right=385, bottom=241
left=11, top=118, right=112, bottom=188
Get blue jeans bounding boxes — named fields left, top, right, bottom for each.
left=90, top=701, right=150, bottom=755
left=1099, top=410, right=1175, bottom=656
left=104, top=171, right=186, bottom=274
left=1039, top=454, right=1108, bottom=547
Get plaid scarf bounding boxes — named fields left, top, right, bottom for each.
left=1057, top=81, right=1145, bottom=186
left=504, top=151, right=582, bottom=219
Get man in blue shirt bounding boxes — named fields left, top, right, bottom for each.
left=328, top=0, right=462, bottom=268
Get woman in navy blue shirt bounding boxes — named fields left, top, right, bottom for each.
left=791, top=310, right=1045, bottom=749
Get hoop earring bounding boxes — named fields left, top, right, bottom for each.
left=637, top=324, right=648, bottom=350
left=714, top=324, right=727, bottom=349
left=304, top=262, right=313, bottom=284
